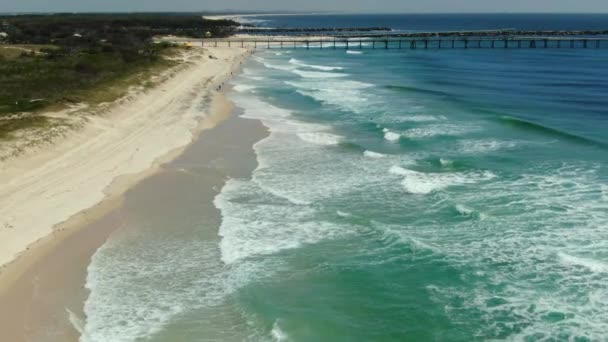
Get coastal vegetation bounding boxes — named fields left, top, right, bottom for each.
left=0, top=14, right=238, bottom=138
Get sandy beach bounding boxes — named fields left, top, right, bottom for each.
left=0, top=45, right=252, bottom=340
left=0, top=46, right=248, bottom=269
left=0, top=105, right=267, bottom=341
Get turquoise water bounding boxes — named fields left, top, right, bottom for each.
left=219, top=49, right=608, bottom=341
left=81, top=22, right=608, bottom=342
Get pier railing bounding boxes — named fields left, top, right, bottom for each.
left=199, top=37, right=608, bottom=49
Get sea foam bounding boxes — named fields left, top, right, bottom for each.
left=364, top=150, right=386, bottom=158
left=289, top=58, right=344, bottom=71
left=558, top=252, right=608, bottom=273
left=233, top=84, right=256, bottom=93
left=291, top=69, right=348, bottom=78
left=389, top=166, right=496, bottom=194
left=384, top=131, right=401, bottom=142
left=287, top=79, right=375, bottom=114
left=297, top=132, right=343, bottom=145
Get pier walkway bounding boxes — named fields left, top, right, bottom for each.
left=199, top=37, right=608, bottom=49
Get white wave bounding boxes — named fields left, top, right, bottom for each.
left=458, top=139, right=518, bottom=154
left=81, top=230, right=270, bottom=342
left=346, top=50, right=363, bottom=54
left=439, top=158, right=453, bottom=167
left=399, top=115, right=445, bottom=122
left=291, top=69, right=348, bottom=78
left=384, top=131, right=401, bottom=142
left=217, top=92, right=403, bottom=263
left=558, top=252, right=608, bottom=273
left=289, top=58, right=344, bottom=71
left=235, top=94, right=342, bottom=150
left=455, top=204, right=474, bottom=216
left=336, top=210, right=352, bottom=217
left=253, top=56, right=294, bottom=71
left=364, top=150, right=386, bottom=158
left=286, top=79, right=375, bottom=114
left=271, top=320, right=289, bottom=342
left=66, top=308, right=85, bottom=335
left=297, top=132, right=342, bottom=145
left=389, top=166, right=496, bottom=194
left=371, top=161, right=608, bottom=339
left=216, top=179, right=350, bottom=264
left=454, top=204, right=486, bottom=220
left=403, top=124, right=477, bottom=139
left=241, top=75, right=264, bottom=81
left=241, top=68, right=265, bottom=81
left=233, top=84, right=256, bottom=93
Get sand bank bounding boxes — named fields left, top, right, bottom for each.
left=0, top=46, right=249, bottom=271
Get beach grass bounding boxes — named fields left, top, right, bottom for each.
left=0, top=116, right=51, bottom=140
left=0, top=44, right=182, bottom=139
left=0, top=45, right=175, bottom=114
left=0, top=13, right=238, bottom=139
left=0, top=44, right=58, bottom=60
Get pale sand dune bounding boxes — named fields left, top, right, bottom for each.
left=0, top=47, right=249, bottom=269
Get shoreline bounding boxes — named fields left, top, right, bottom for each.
left=0, top=92, right=265, bottom=342
left=0, top=46, right=252, bottom=340
left=0, top=46, right=250, bottom=272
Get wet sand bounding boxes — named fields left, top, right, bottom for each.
left=0, top=97, right=268, bottom=341
left=0, top=47, right=249, bottom=269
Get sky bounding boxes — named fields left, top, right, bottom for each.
left=1, top=0, right=608, bottom=13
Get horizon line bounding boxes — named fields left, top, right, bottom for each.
left=2, top=11, right=608, bottom=15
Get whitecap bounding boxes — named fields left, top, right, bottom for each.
left=364, top=150, right=386, bottom=158
left=66, top=308, right=85, bottom=335
left=253, top=56, right=294, bottom=71
left=291, top=69, right=348, bottom=79
left=233, top=84, right=256, bottom=93
left=286, top=79, right=375, bottom=114
left=336, top=210, right=352, bottom=217
left=558, top=252, right=608, bottom=273
left=439, top=158, right=453, bottom=167
left=346, top=50, right=363, bottom=55
left=289, top=58, right=344, bottom=71
left=389, top=166, right=496, bottom=194
left=403, top=124, right=477, bottom=139
left=458, top=139, right=518, bottom=154
left=216, top=180, right=349, bottom=264
left=271, top=320, right=289, bottom=342
left=455, top=204, right=474, bottom=216
left=398, top=115, right=445, bottom=122
left=81, top=231, right=270, bottom=341
left=384, top=131, right=401, bottom=142
left=297, top=132, right=343, bottom=145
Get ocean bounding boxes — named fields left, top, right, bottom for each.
left=81, top=15, right=608, bottom=341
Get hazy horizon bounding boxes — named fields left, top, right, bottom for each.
left=2, top=0, right=608, bottom=14
left=3, top=11, right=608, bottom=14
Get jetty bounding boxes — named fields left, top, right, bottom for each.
left=200, top=36, right=608, bottom=49
left=235, top=28, right=608, bottom=38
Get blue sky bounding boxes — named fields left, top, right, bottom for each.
left=2, top=0, right=608, bottom=13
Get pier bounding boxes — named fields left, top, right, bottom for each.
left=199, top=37, right=608, bottom=49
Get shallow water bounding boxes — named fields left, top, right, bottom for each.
left=82, top=15, right=608, bottom=342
